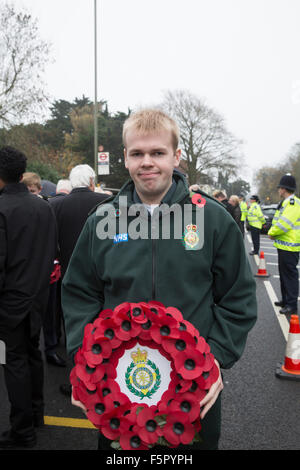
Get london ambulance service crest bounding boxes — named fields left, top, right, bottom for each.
left=125, top=348, right=161, bottom=400
left=115, top=344, right=172, bottom=406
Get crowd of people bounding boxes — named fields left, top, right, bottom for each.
left=0, top=108, right=297, bottom=452
left=189, top=186, right=249, bottom=236
left=0, top=153, right=110, bottom=448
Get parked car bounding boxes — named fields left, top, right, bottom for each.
left=261, top=204, right=278, bottom=234
left=246, top=203, right=278, bottom=234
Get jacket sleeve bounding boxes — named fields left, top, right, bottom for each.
left=257, top=205, right=266, bottom=224
left=208, top=218, right=257, bottom=368
left=0, top=215, right=6, bottom=294
left=268, top=202, right=300, bottom=237
left=61, top=216, right=105, bottom=358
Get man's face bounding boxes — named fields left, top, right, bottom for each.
left=124, top=130, right=181, bottom=204
left=278, top=187, right=285, bottom=199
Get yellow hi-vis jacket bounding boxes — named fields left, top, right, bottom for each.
left=247, top=202, right=265, bottom=229
left=268, top=195, right=300, bottom=252
left=240, top=201, right=248, bottom=222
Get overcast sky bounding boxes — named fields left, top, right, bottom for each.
left=11, top=0, right=300, bottom=186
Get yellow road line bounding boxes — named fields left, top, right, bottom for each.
left=44, top=416, right=96, bottom=429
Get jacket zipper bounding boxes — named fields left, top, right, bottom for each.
left=152, top=238, right=156, bottom=300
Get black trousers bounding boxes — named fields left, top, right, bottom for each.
left=240, top=221, right=245, bottom=238
left=249, top=226, right=260, bottom=254
left=278, top=249, right=299, bottom=311
left=42, top=282, right=59, bottom=355
left=97, top=394, right=221, bottom=451
left=0, top=316, right=44, bottom=437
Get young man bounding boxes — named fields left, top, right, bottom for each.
left=62, top=109, right=257, bottom=450
left=0, top=147, right=57, bottom=448
left=268, top=174, right=300, bottom=315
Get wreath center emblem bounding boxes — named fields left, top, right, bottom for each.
left=125, top=348, right=161, bottom=400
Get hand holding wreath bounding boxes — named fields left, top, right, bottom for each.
left=70, top=301, right=220, bottom=450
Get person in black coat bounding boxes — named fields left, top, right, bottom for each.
left=228, top=195, right=243, bottom=233
left=50, top=164, right=109, bottom=278
left=0, top=147, right=57, bottom=448
left=49, top=164, right=109, bottom=397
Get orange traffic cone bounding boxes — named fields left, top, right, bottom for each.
left=254, top=251, right=270, bottom=278
left=276, top=315, right=300, bottom=381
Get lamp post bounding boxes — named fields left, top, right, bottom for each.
left=94, top=0, right=98, bottom=183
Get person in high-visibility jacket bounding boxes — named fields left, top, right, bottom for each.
left=247, top=195, right=265, bottom=255
left=239, top=195, right=248, bottom=237
left=268, top=174, right=300, bottom=315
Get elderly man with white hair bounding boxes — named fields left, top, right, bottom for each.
left=51, top=164, right=109, bottom=396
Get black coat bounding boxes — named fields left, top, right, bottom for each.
left=0, top=183, right=57, bottom=334
left=49, top=187, right=108, bottom=277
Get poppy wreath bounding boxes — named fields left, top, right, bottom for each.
left=70, top=301, right=219, bottom=450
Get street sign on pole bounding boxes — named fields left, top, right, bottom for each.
left=94, top=0, right=98, bottom=183
left=98, top=152, right=110, bottom=175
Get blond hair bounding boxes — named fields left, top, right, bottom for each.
left=22, top=172, right=41, bottom=189
left=229, top=195, right=240, bottom=206
left=122, top=109, right=180, bottom=151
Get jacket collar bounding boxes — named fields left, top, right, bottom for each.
left=114, top=170, right=190, bottom=208
left=1, top=182, right=29, bottom=195
left=70, top=187, right=92, bottom=194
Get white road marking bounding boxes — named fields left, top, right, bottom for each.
left=263, top=281, right=289, bottom=341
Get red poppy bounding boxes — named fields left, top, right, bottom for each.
left=70, top=365, right=80, bottom=389
left=169, top=392, right=201, bottom=422
left=174, top=348, right=205, bottom=380
left=93, top=317, right=122, bottom=349
left=82, top=336, right=112, bottom=367
left=113, top=307, right=142, bottom=340
left=113, top=302, right=131, bottom=317
left=150, top=313, right=180, bottom=344
left=97, top=378, right=121, bottom=400
left=191, top=193, right=206, bottom=208
left=119, top=430, right=148, bottom=450
left=165, top=306, right=183, bottom=322
left=128, top=302, right=149, bottom=325
left=121, top=404, right=143, bottom=426
left=75, top=361, right=106, bottom=391
left=147, top=300, right=166, bottom=316
left=136, top=407, right=163, bottom=444
left=164, top=411, right=195, bottom=446
left=162, top=330, right=196, bottom=357
left=94, top=308, right=114, bottom=322
left=73, top=380, right=97, bottom=405
left=100, top=361, right=118, bottom=381
left=198, top=360, right=220, bottom=390
left=86, top=394, right=115, bottom=427
left=100, top=406, right=131, bottom=440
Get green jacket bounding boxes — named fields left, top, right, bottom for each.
left=268, top=195, right=300, bottom=251
left=62, top=173, right=257, bottom=369
left=247, top=202, right=265, bottom=229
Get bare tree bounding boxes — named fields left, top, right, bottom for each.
left=161, top=89, right=243, bottom=184
left=0, top=3, right=51, bottom=127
